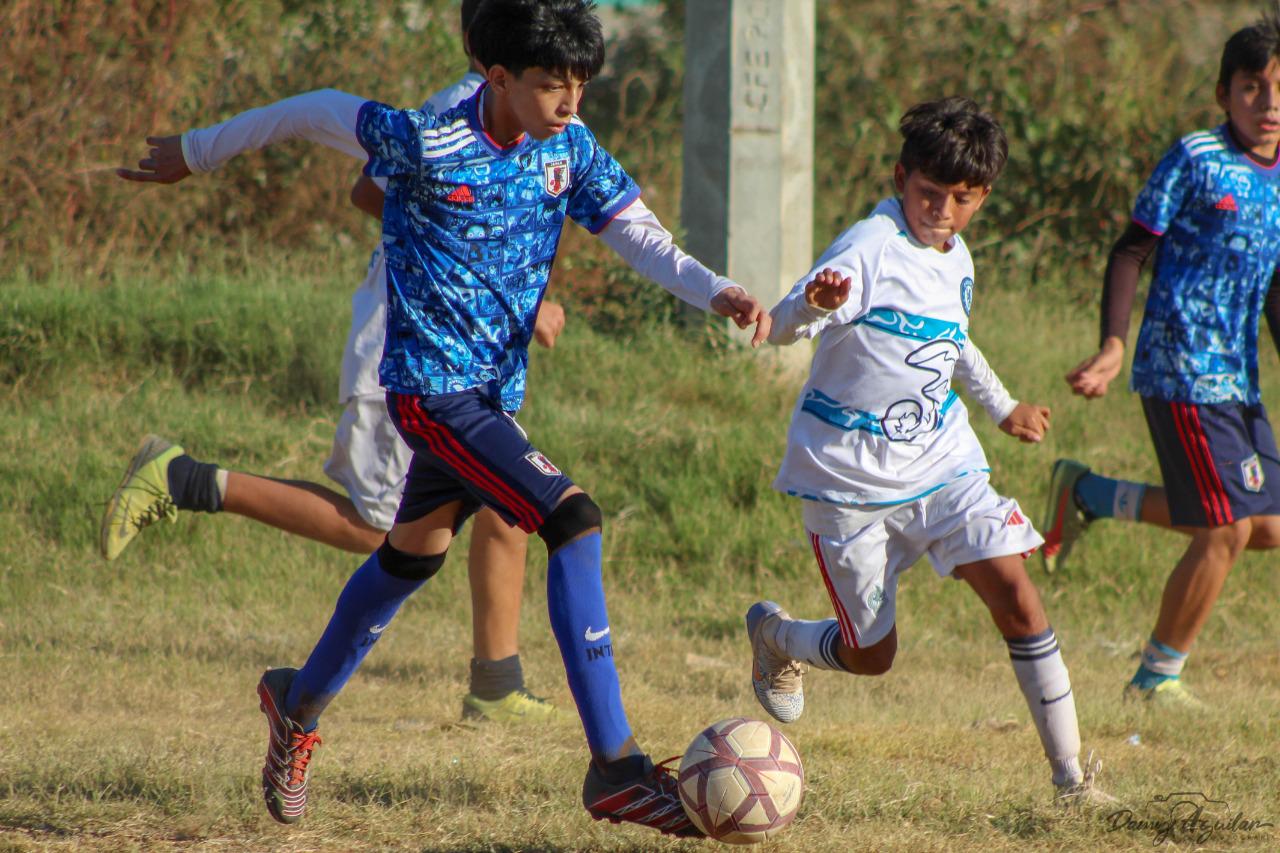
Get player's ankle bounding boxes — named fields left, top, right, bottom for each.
left=1050, top=756, right=1083, bottom=787
left=594, top=752, right=649, bottom=783
left=468, top=653, right=524, bottom=700
left=167, top=454, right=225, bottom=512
left=1129, top=663, right=1179, bottom=690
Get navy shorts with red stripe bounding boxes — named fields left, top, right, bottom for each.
left=1141, top=396, right=1280, bottom=528
left=386, top=389, right=574, bottom=533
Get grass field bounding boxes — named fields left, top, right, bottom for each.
left=2, top=262, right=1279, bottom=852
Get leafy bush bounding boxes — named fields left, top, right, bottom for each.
left=3, top=0, right=1262, bottom=306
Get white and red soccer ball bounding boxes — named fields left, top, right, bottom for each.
left=677, top=717, right=804, bottom=844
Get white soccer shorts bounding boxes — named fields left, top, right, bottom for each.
left=803, top=474, right=1043, bottom=649
left=323, top=394, right=412, bottom=531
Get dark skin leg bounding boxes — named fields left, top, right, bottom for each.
left=831, top=556, right=1049, bottom=671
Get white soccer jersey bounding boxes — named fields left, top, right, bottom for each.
left=771, top=198, right=1017, bottom=508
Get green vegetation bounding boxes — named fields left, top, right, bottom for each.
left=3, top=0, right=1279, bottom=850
left=3, top=263, right=1279, bottom=851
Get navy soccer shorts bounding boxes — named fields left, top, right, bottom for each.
left=385, top=389, right=575, bottom=533
left=1142, top=396, right=1280, bottom=528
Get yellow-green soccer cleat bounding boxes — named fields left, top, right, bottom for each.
left=461, top=688, right=560, bottom=723
left=1040, top=459, right=1092, bottom=573
left=99, top=435, right=184, bottom=561
left=1122, top=678, right=1207, bottom=711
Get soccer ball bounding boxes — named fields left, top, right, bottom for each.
left=677, top=717, right=804, bottom=844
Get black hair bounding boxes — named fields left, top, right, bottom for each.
left=468, top=0, right=605, bottom=81
left=461, top=0, right=485, bottom=35
left=898, top=96, right=1008, bottom=187
left=1218, top=7, right=1280, bottom=90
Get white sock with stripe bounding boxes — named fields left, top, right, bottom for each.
left=774, top=618, right=848, bottom=672
left=1006, top=628, right=1082, bottom=786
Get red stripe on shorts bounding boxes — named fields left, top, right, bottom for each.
left=1171, top=402, right=1230, bottom=526
left=395, top=395, right=542, bottom=532
left=1169, top=402, right=1217, bottom=525
left=810, top=532, right=858, bottom=649
left=1184, top=403, right=1233, bottom=525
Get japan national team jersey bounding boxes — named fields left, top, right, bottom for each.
left=340, top=72, right=484, bottom=403
left=1130, top=124, right=1280, bottom=404
left=356, top=87, right=640, bottom=409
left=773, top=198, right=991, bottom=507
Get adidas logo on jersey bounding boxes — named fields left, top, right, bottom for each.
left=1006, top=509, right=1026, bottom=526
left=446, top=184, right=475, bottom=204
left=1214, top=194, right=1238, bottom=212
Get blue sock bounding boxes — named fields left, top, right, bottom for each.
left=285, top=551, right=428, bottom=729
left=1130, top=663, right=1178, bottom=689
left=1074, top=473, right=1146, bottom=521
left=1130, top=637, right=1188, bottom=689
left=545, top=532, right=633, bottom=760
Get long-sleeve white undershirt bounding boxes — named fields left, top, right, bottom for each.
left=954, top=338, right=1018, bottom=424
left=598, top=200, right=736, bottom=313
left=181, top=89, right=367, bottom=173
left=180, top=89, right=736, bottom=313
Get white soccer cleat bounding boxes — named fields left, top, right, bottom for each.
left=1054, top=752, right=1117, bottom=810
left=746, top=601, right=806, bottom=724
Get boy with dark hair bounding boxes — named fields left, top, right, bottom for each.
left=119, top=0, right=769, bottom=836
left=104, top=0, right=563, bottom=725
left=1046, top=12, right=1280, bottom=708
left=748, top=97, right=1106, bottom=803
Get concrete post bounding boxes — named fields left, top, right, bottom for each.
left=682, top=0, right=815, bottom=356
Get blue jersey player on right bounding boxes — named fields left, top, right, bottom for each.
left=118, top=0, right=769, bottom=837
left=1043, top=13, right=1280, bottom=708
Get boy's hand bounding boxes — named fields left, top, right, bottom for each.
left=1000, top=402, right=1050, bottom=443
left=804, top=268, right=852, bottom=311
left=710, top=286, right=771, bottom=347
left=117, top=135, right=192, bottom=184
left=533, top=300, right=565, bottom=349
left=1065, top=337, right=1124, bottom=398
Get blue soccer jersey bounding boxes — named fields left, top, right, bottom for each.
left=356, top=86, right=640, bottom=410
left=1130, top=124, right=1280, bottom=404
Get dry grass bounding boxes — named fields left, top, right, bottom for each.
left=2, top=279, right=1278, bottom=851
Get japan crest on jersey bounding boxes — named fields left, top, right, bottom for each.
left=543, top=156, right=570, bottom=197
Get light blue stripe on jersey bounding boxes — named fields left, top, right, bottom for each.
left=802, top=389, right=959, bottom=435
left=853, top=308, right=966, bottom=343
left=801, top=389, right=882, bottom=434
left=786, top=467, right=992, bottom=507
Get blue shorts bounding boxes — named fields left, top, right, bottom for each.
left=386, top=389, right=574, bottom=533
left=1141, top=397, right=1280, bottom=527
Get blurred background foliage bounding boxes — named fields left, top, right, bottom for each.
left=1, top=0, right=1261, bottom=299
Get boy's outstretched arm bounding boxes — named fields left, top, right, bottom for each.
left=1066, top=222, right=1159, bottom=398
left=768, top=268, right=854, bottom=345
left=118, top=90, right=370, bottom=184
left=955, top=338, right=1049, bottom=443
left=596, top=200, right=770, bottom=346
left=117, top=136, right=191, bottom=184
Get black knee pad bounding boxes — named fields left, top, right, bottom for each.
left=376, top=539, right=447, bottom=581
left=537, top=493, right=603, bottom=552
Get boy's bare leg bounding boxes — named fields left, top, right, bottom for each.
left=460, top=507, right=557, bottom=720
left=1137, top=489, right=1280, bottom=549
left=833, top=627, right=897, bottom=675
left=468, top=507, right=527, bottom=661
left=954, top=555, right=1050, bottom=637
left=223, top=471, right=386, bottom=553
left=1150, top=520, right=1250, bottom=651
left=955, top=556, right=1083, bottom=789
